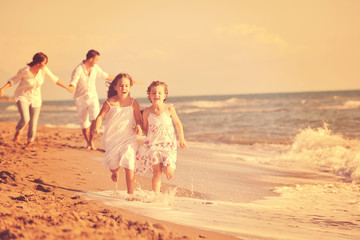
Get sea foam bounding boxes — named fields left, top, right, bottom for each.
left=284, top=123, right=360, bottom=181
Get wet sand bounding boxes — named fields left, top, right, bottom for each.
left=0, top=122, right=239, bottom=240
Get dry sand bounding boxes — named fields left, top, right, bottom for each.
left=0, top=122, right=239, bottom=240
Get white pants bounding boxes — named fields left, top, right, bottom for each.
left=16, top=100, right=41, bottom=142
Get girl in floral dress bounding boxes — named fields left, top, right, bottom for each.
left=136, top=81, right=188, bottom=193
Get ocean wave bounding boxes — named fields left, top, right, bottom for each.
left=188, top=132, right=291, bottom=145
left=318, top=100, right=360, bottom=110
left=44, top=124, right=106, bottom=133
left=177, top=108, right=205, bottom=114
left=44, top=123, right=79, bottom=129
left=284, top=123, right=360, bottom=181
left=5, top=104, right=77, bottom=112
left=218, top=107, right=291, bottom=113
left=179, top=97, right=249, bottom=109
left=178, top=107, right=285, bottom=114
left=41, top=105, right=77, bottom=112
left=342, top=100, right=360, bottom=109
left=5, top=105, right=17, bottom=111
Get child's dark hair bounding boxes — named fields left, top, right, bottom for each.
left=147, top=81, right=168, bottom=102
left=107, top=73, right=133, bottom=98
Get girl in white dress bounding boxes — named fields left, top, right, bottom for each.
left=92, top=73, right=142, bottom=197
left=135, top=81, right=188, bottom=193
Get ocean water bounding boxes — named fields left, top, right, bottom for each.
left=2, top=90, right=360, bottom=239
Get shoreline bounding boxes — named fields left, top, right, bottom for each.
left=0, top=122, right=240, bottom=240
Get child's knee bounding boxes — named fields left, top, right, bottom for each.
left=166, top=172, right=173, bottom=180
left=164, top=167, right=174, bottom=180
left=152, top=164, right=162, bottom=172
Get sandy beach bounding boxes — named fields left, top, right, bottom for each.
left=0, top=122, right=239, bottom=240
left=2, top=104, right=360, bottom=239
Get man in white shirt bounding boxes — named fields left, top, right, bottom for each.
left=69, top=49, right=114, bottom=150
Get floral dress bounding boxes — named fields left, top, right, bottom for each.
left=135, top=107, right=177, bottom=174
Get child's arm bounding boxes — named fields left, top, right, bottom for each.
left=168, top=105, right=188, bottom=149
left=92, top=101, right=110, bottom=135
left=132, top=100, right=143, bottom=135
left=142, top=109, right=149, bottom=136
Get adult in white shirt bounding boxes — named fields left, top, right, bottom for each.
left=0, top=52, right=71, bottom=145
left=68, top=49, right=114, bottom=150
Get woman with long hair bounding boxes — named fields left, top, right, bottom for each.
left=0, top=52, right=71, bottom=145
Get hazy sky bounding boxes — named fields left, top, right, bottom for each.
left=0, top=0, right=359, bottom=100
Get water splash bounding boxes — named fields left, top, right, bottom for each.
left=283, top=123, right=360, bottom=181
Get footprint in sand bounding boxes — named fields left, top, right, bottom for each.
left=34, top=184, right=51, bottom=192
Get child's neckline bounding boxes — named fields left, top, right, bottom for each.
left=110, top=105, right=132, bottom=108
left=149, top=110, right=166, bottom=117
left=106, top=99, right=133, bottom=108
left=148, top=104, right=168, bottom=116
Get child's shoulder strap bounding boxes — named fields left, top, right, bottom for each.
left=165, top=103, right=174, bottom=115
left=166, top=103, right=174, bottom=110
left=105, top=100, right=111, bottom=107
left=143, top=107, right=151, bottom=115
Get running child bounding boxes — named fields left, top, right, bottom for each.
left=135, top=81, right=188, bottom=193
left=92, top=73, right=142, bottom=198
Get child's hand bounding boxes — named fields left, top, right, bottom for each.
left=179, top=138, right=188, bottom=149
left=133, top=125, right=142, bottom=135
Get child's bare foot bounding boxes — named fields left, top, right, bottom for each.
left=111, top=172, right=119, bottom=182
left=144, top=192, right=162, bottom=203
left=126, top=194, right=140, bottom=201
left=86, top=145, right=91, bottom=150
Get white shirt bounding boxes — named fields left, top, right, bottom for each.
left=70, top=63, right=108, bottom=102
left=9, top=66, right=59, bottom=107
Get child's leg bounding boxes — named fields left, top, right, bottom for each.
left=152, top=164, right=163, bottom=192
left=88, top=120, right=97, bottom=150
left=163, top=166, right=175, bottom=180
left=110, top=167, right=120, bottom=182
left=124, top=168, right=135, bottom=194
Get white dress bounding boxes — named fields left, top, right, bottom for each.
left=135, top=107, right=177, bottom=174
left=102, top=100, right=137, bottom=171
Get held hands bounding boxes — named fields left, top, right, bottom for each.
left=0, top=88, right=4, bottom=97
left=68, top=85, right=75, bottom=94
left=133, top=124, right=143, bottom=135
